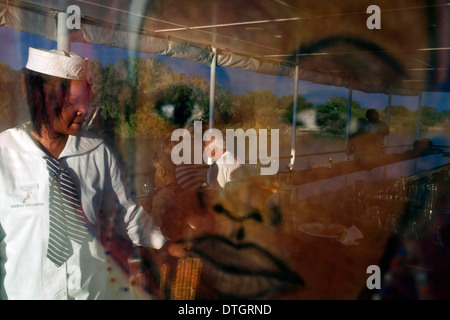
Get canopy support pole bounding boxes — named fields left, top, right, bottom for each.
left=416, top=91, right=422, bottom=139
left=289, top=65, right=299, bottom=171
left=209, top=47, right=217, bottom=129
left=57, top=12, right=70, bottom=51
left=385, top=85, right=392, bottom=147
left=344, top=81, right=353, bottom=151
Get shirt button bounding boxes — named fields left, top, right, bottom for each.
left=60, top=291, right=66, bottom=297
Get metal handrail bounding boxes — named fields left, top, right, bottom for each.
left=265, top=143, right=449, bottom=163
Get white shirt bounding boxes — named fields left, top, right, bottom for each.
left=207, top=150, right=248, bottom=189
left=0, top=126, right=165, bottom=300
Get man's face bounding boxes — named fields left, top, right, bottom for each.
left=203, top=135, right=225, bottom=161
left=203, top=138, right=215, bottom=158
left=153, top=163, right=168, bottom=190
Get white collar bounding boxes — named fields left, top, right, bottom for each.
left=0, top=124, right=103, bottom=158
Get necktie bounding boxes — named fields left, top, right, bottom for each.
left=45, top=156, right=89, bottom=267
left=208, top=162, right=219, bottom=188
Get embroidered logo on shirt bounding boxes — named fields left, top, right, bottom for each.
left=22, top=193, right=31, bottom=203
left=9, top=183, right=44, bottom=209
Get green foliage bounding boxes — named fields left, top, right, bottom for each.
left=284, top=95, right=314, bottom=124
left=420, top=106, right=442, bottom=127
left=214, top=87, right=233, bottom=126
left=388, top=105, right=412, bottom=117
left=0, top=58, right=448, bottom=139
left=401, top=117, right=417, bottom=131
left=154, top=82, right=209, bottom=127
left=313, top=97, right=355, bottom=134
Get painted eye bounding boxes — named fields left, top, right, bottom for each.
left=246, top=210, right=263, bottom=222
left=213, top=203, right=226, bottom=213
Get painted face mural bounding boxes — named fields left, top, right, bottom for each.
left=1, top=0, right=450, bottom=300
left=131, top=0, right=450, bottom=300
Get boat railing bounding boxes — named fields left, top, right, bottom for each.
left=254, top=143, right=450, bottom=174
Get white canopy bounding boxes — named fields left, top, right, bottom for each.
left=1, top=0, right=449, bottom=96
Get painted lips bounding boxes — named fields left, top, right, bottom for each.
left=185, top=234, right=305, bottom=299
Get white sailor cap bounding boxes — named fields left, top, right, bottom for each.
left=25, top=47, right=88, bottom=80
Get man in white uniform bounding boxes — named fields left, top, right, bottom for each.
left=0, top=47, right=166, bottom=299
left=204, top=131, right=249, bottom=190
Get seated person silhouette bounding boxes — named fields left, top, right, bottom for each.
left=404, top=138, right=443, bottom=159
left=419, top=138, right=444, bottom=156
left=404, top=139, right=422, bottom=159
left=346, top=117, right=383, bottom=168
left=365, top=109, right=390, bottom=148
